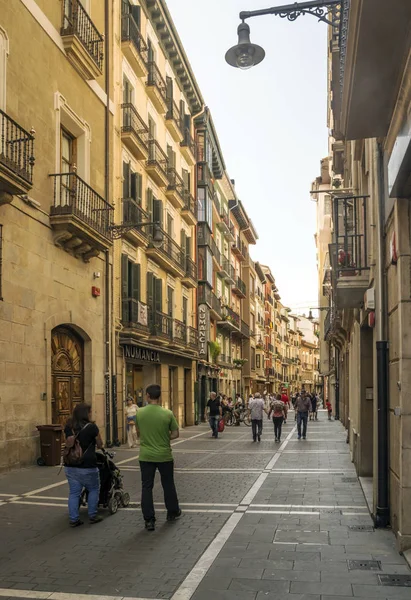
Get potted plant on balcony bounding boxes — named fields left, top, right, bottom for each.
left=209, top=341, right=221, bottom=364
left=233, top=358, right=248, bottom=368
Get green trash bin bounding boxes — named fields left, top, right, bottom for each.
left=36, top=424, right=63, bottom=466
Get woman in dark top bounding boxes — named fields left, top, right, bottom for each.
left=64, top=403, right=103, bottom=527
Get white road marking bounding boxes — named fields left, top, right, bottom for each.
left=250, top=504, right=367, bottom=509
left=0, top=589, right=160, bottom=600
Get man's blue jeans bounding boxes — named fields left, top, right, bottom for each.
left=65, top=466, right=100, bottom=522
left=209, top=416, right=220, bottom=438
left=297, top=411, right=309, bottom=438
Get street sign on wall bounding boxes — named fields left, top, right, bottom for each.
left=198, top=304, right=210, bottom=359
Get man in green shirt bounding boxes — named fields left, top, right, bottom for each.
left=135, top=384, right=181, bottom=531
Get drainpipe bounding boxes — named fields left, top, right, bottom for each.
left=104, top=0, right=112, bottom=447
left=375, top=140, right=389, bottom=528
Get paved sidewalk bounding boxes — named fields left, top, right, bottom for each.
left=0, top=412, right=410, bottom=600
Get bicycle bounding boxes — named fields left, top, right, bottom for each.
left=232, top=406, right=252, bottom=427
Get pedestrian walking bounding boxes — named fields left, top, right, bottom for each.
left=63, top=403, right=104, bottom=527
left=205, top=391, right=222, bottom=438
left=295, top=390, right=312, bottom=440
left=326, top=400, right=333, bottom=420
left=248, top=392, right=266, bottom=442
left=281, top=389, right=290, bottom=424
left=268, top=394, right=287, bottom=442
left=309, top=394, right=318, bottom=421
left=135, top=384, right=181, bottom=532
left=125, top=396, right=138, bottom=448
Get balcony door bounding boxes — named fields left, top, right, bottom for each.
left=61, top=127, right=77, bottom=206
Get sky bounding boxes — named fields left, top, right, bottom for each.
left=166, top=0, right=329, bottom=312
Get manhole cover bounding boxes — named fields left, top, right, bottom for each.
left=348, top=525, right=374, bottom=532
left=341, top=477, right=358, bottom=483
left=348, top=560, right=381, bottom=571
left=378, top=575, right=411, bottom=587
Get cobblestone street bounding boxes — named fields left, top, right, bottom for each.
left=0, top=413, right=410, bottom=600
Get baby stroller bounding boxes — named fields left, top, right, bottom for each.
left=80, top=449, right=130, bottom=515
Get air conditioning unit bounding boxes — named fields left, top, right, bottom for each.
left=364, top=287, right=375, bottom=311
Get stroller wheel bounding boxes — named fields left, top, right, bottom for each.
left=108, top=496, right=119, bottom=515
left=121, top=492, right=130, bottom=507
left=37, top=457, right=46, bottom=467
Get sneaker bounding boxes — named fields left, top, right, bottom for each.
left=252, top=438, right=256, bottom=442
left=303, top=436, right=306, bottom=440
left=278, top=438, right=281, bottom=443
left=89, top=515, right=103, bottom=525
left=275, top=437, right=278, bottom=442
left=167, top=509, right=182, bottom=522
left=297, top=435, right=301, bottom=440
left=258, top=436, right=261, bottom=442
left=69, top=519, right=84, bottom=528
left=145, top=519, right=156, bottom=531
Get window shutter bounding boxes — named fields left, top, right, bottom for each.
left=154, top=278, right=162, bottom=313
left=131, top=263, right=140, bottom=302
left=182, top=168, right=189, bottom=190
left=184, top=113, right=191, bottom=131
left=154, top=199, right=163, bottom=228
left=123, top=161, right=130, bottom=198
left=131, top=172, right=142, bottom=205
left=180, top=99, right=185, bottom=120
left=166, top=76, right=173, bottom=102
left=130, top=4, right=141, bottom=27
left=147, top=272, right=154, bottom=326
left=186, top=235, right=191, bottom=258
left=147, top=188, right=153, bottom=218
left=180, top=229, right=186, bottom=255
left=131, top=172, right=137, bottom=202
left=121, top=254, right=130, bottom=323
left=137, top=173, right=142, bottom=205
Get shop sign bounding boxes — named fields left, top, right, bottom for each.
left=198, top=304, right=209, bottom=358
left=124, top=345, right=161, bottom=363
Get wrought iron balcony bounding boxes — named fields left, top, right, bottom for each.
left=232, top=276, right=246, bottom=298
left=121, top=12, right=148, bottom=77
left=221, top=259, right=235, bottom=284
left=219, top=354, right=232, bottom=366
left=180, top=128, right=196, bottom=165
left=122, top=298, right=150, bottom=336
left=218, top=305, right=240, bottom=332
left=146, top=139, right=169, bottom=187
left=182, top=256, right=197, bottom=289
left=172, top=319, right=187, bottom=347
left=331, top=195, right=370, bottom=308
left=187, top=326, right=198, bottom=352
left=217, top=209, right=235, bottom=240
left=197, top=162, right=214, bottom=192
left=166, top=167, right=185, bottom=209
left=50, top=172, right=113, bottom=260
left=181, top=190, right=197, bottom=226
left=146, top=61, right=167, bottom=113
left=121, top=103, right=149, bottom=160
left=166, top=98, right=184, bottom=142
left=146, top=228, right=185, bottom=277
left=122, top=197, right=149, bottom=247
left=0, top=110, right=35, bottom=200
left=61, top=0, right=104, bottom=79
left=231, top=236, right=248, bottom=261
left=240, top=320, right=250, bottom=338
left=150, top=310, right=173, bottom=342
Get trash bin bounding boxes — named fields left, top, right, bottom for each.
left=36, top=424, right=63, bottom=466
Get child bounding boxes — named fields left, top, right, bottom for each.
left=326, top=401, right=332, bottom=421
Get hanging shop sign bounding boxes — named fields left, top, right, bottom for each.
left=198, top=304, right=210, bottom=358
left=124, top=345, right=161, bottom=363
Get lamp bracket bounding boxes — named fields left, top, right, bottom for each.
left=109, top=221, right=158, bottom=240
left=240, top=0, right=341, bottom=29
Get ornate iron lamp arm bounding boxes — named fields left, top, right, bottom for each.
left=109, top=221, right=159, bottom=240
left=240, top=0, right=341, bottom=27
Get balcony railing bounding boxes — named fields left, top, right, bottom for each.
left=166, top=98, right=183, bottom=134
left=266, top=296, right=274, bottom=306
left=122, top=298, right=150, bottom=333
left=234, top=277, right=246, bottom=296
left=211, top=292, right=222, bottom=317
left=0, top=109, right=35, bottom=187
left=222, top=259, right=235, bottom=281
left=333, top=195, right=369, bottom=276
left=150, top=310, right=173, bottom=340
left=219, top=354, right=232, bottom=365
left=232, top=236, right=248, bottom=260
left=147, top=139, right=168, bottom=178
left=210, top=237, right=221, bottom=265
left=173, top=319, right=187, bottom=345
left=188, top=326, right=198, bottom=351
left=221, top=305, right=240, bottom=329
left=146, top=61, right=167, bottom=104
left=185, top=256, right=197, bottom=281
left=150, top=228, right=185, bottom=272
left=121, top=103, right=149, bottom=151
left=61, top=0, right=104, bottom=71
left=241, top=320, right=250, bottom=338
left=180, top=128, right=196, bottom=156
left=123, top=198, right=148, bottom=232
left=167, top=167, right=185, bottom=198
left=182, top=189, right=197, bottom=220
left=121, top=12, right=147, bottom=62
left=50, top=172, right=113, bottom=239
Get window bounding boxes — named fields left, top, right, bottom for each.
left=123, top=161, right=142, bottom=204
left=182, top=297, right=188, bottom=325
left=250, top=276, right=255, bottom=296
left=216, top=277, right=222, bottom=298
left=0, top=27, right=8, bottom=111
left=147, top=272, right=162, bottom=315
left=123, top=75, right=133, bottom=104
left=251, top=348, right=256, bottom=370
left=167, top=285, right=174, bottom=317
left=256, top=354, right=261, bottom=369
left=61, top=128, right=77, bottom=205
left=148, top=115, right=156, bottom=140
left=251, top=313, right=255, bottom=333
left=121, top=254, right=140, bottom=322
left=167, top=144, right=176, bottom=168
left=198, top=247, right=213, bottom=287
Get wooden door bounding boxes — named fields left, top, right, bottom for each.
left=51, top=327, right=84, bottom=427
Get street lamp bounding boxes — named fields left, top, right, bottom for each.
left=225, top=0, right=342, bottom=69
left=110, top=221, right=164, bottom=248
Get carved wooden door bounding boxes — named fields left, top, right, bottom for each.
left=51, top=327, right=84, bottom=427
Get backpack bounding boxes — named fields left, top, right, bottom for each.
left=63, top=423, right=91, bottom=466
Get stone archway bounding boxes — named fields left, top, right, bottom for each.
left=51, top=326, right=84, bottom=427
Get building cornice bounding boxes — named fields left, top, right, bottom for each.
left=141, top=0, right=204, bottom=115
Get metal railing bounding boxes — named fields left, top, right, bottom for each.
left=198, top=284, right=211, bottom=306
left=146, top=61, right=167, bottom=104
left=181, top=128, right=196, bottom=156
left=232, top=236, right=248, bottom=259
left=185, top=256, right=197, bottom=281
left=222, top=259, right=235, bottom=280
left=241, top=320, right=250, bottom=338
left=211, top=291, right=223, bottom=317
left=324, top=308, right=333, bottom=339
left=333, top=195, right=369, bottom=276
left=61, top=0, right=104, bottom=70
left=122, top=298, right=150, bottom=331
left=0, top=110, right=35, bottom=185
left=122, top=198, right=148, bottom=231
left=210, top=236, right=221, bottom=265
left=50, top=172, right=113, bottom=239
left=173, top=319, right=187, bottom=345
left=150, top=310, right=172, bottom=340
left=166, top=98, right=184, bottom=134
left=121, top=103, right=149, bottom=151
left=188, top=326, right=198, bottom=350
left=182, top=189, right=197, bottom=219
left=222, top=305, right=240, bottom=329
left=167, top=167, right=185, bottom=198
left=234, top=277, right=246, bottom=296
left=149, top=228, right=185, bottom=272
left=121, top=12, right=148, bottom=62
left=219, top=354, right=232, bottom=365
left=147, top=139, right=168, bottom=179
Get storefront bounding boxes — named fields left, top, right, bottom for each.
left=118, top=340, right=197, bottom=434
left=197, top=362, right=219, bottom=422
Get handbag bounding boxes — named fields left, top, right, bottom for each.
left=218, top=418, right=225, bottom=433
